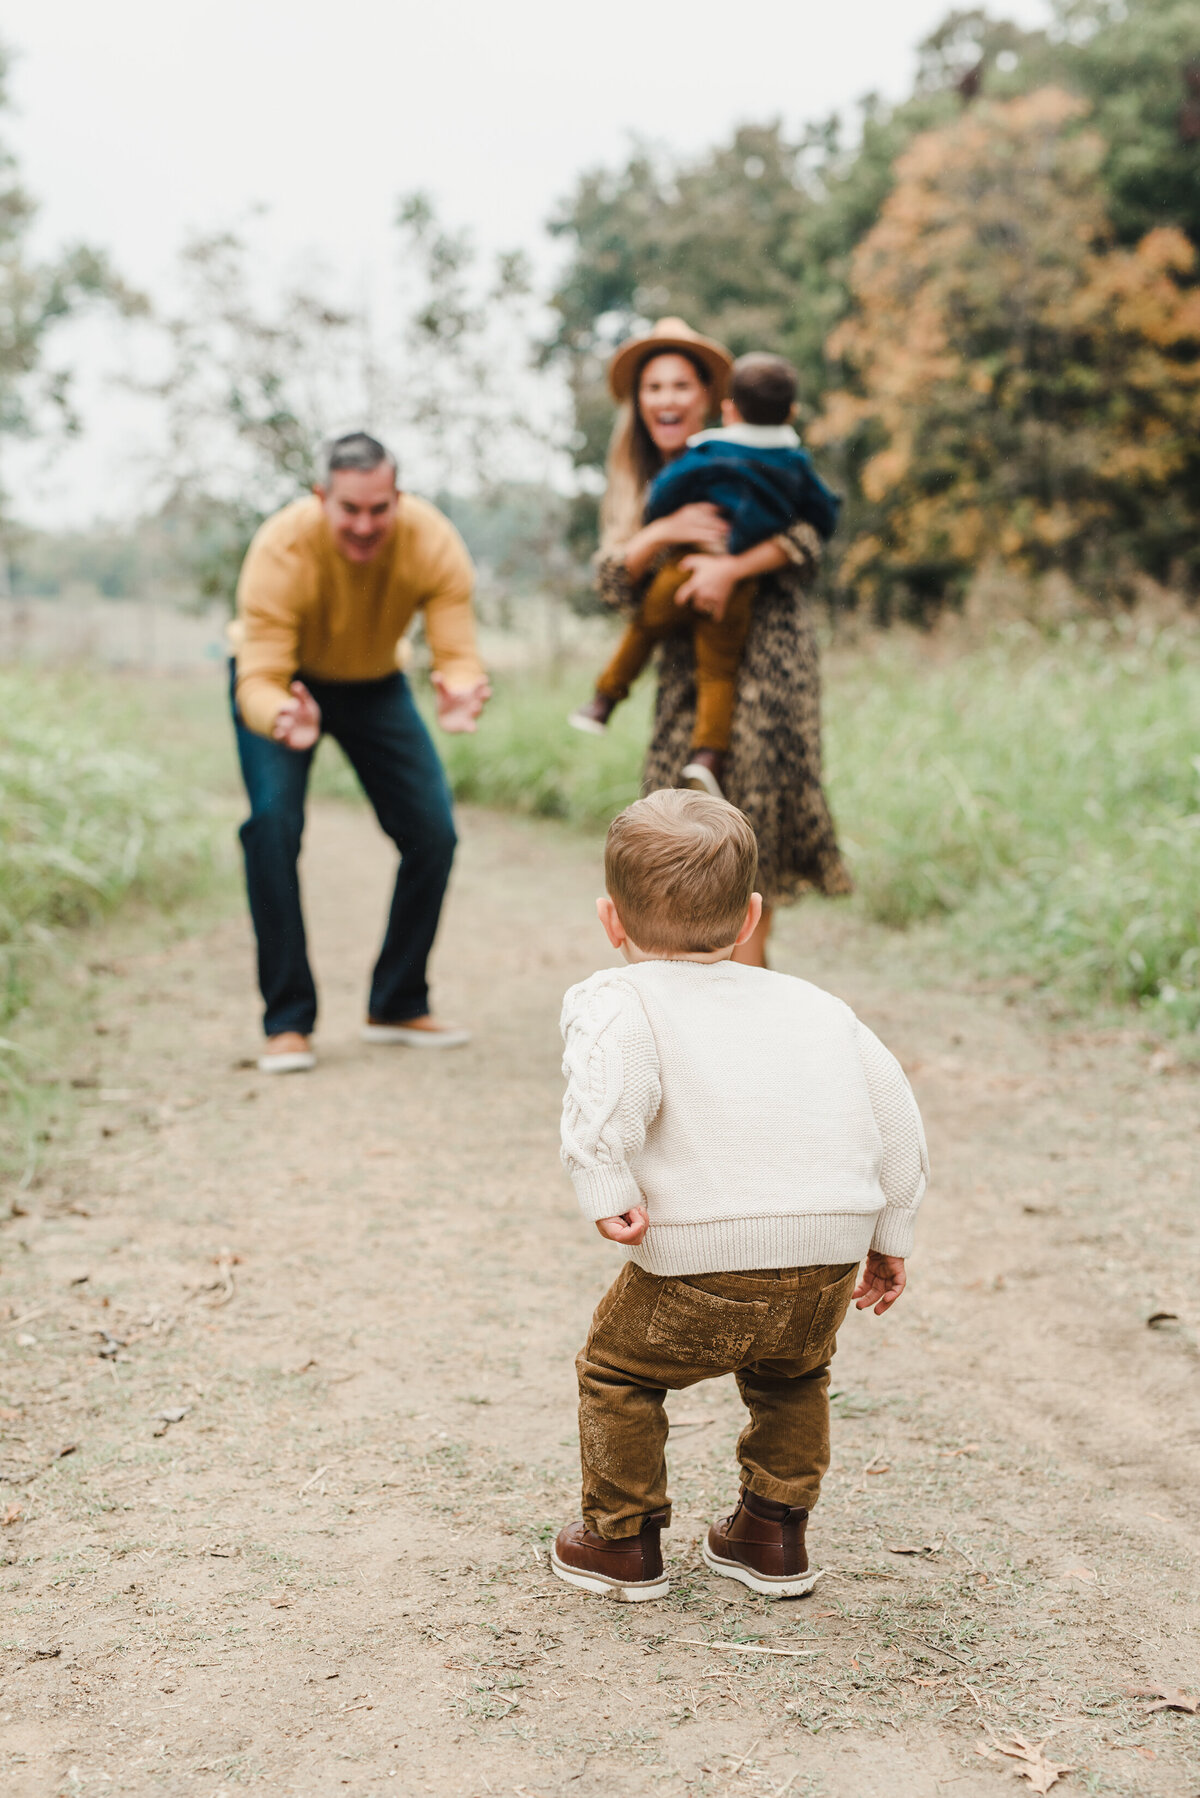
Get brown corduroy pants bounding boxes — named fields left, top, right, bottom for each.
left=576, top=1260, right=859, bottom=1539
left=594, top=559, right=757, bottom=753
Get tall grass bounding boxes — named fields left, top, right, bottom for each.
left=436, top=675, right=654, bottom=825
left=403, top=626, right=1200, bottom=1030
left=826, top=622, right=1200, bottom=1026
left=0, top=671, right=220, bottom=1021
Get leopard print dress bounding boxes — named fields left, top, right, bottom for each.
left=595, top=523, right=852, bottom=906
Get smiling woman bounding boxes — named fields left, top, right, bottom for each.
left=592, top=319, right=851, bottom=967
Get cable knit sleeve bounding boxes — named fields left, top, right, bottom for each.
left=855, top=1020, right=930, bottom=1258
left=560, top=974, right=662, bottom=1222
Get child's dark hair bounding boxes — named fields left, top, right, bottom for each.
left=730, top=353, right=798, bottom=426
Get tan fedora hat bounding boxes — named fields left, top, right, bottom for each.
left=607, top=316, right=733, bottom=404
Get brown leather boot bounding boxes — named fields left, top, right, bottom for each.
left=703, top=1487, right=822, bottom=1598
left=550, top=1511, right=669, bottom=1602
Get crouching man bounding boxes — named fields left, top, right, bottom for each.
left=231, top=431, right=490, bottom=1072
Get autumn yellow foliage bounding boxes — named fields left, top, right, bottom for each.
left=813, top=88, right=1200, bottom=616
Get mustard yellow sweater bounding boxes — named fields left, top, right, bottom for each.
left=233, top=494, right=485, bottom=738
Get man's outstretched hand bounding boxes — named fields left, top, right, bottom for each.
left=432, top=673, right=492, bottom=734
left=853, top=1252, right=907, bottom=1315
left=596, top=1206, right=649, bottom=1246
left=272, top=681, right=322, bottom=751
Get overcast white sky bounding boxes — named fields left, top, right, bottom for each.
left=7, top=0, right=1050, bottom=524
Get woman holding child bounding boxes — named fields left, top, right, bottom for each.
left=591, top=318, right=851, bottom=964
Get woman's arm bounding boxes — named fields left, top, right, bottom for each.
left=675, top=536, right=790, bottom=618
left=622, top=503, right=730, bottom=581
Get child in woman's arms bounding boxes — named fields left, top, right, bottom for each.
left=553, top=789, right=928, bottom=1602
left=569, top=354, right=840, bottom=800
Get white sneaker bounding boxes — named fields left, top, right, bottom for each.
left=360, top=1021, right=471, bottom=1049
left=682, top=760, right=725, bottom=799
left=257, top=1048, right=316, bottom=1074
left=567, top=708, right=608, bottom=736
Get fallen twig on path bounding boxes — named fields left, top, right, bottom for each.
left=672, top=1639, right=821, bottom=1659
left=299, top=1463, right=335, bottom=1494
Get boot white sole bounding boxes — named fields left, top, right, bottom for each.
left=549, top=1550, right=669, bottom=1602
left=702, top=1541, right=823, bottom=1598
left=360, top=1024, right=471, bottom=1049
left=567, top=710, right=608, bottom=736
left=682, top=762, right=725, bottom=799
left=257, top=1051, right=316, bottom=1074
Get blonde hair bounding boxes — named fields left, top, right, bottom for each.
left=598, top=351, right=717, bottom=550
left=605, top=789, right=758, bottom=954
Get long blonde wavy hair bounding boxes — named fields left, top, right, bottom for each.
left=598, top=352, right=717, bottom=551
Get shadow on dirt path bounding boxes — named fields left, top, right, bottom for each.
left=2, top=802, right=1198, bottom=1797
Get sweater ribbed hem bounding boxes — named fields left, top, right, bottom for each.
left=629, top=1212, right=881, bottom=1278
left=571, top=1163, right=644, bottom=1222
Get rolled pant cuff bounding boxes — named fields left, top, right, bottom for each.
left=740, top=1471, right=820, bottom=1510
left=582, top=1506, right=672, bottom=1540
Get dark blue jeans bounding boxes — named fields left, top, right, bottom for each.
left=231, top=666, right=457, bottom=1037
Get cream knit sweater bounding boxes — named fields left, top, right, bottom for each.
left=560, top=960, right=928, bottom=1277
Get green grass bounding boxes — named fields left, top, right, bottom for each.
left=0, top=670, right=232, bottom=1177
left=305, top=667, right=655, bottom=824
left=436, top=673, right=654, bottom=825
left=377, top=626, right=1200, bottom=1032
left=0, top=672, right=225, bottom=1008
left=825, top=621, right=1200, bottom=1028
left=4, top=619, right=1198, bottom=1116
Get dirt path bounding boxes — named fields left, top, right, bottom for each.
left=3, top=801, right=1199, bottom=1798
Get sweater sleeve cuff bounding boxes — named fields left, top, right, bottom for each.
left=870, top=1205, right=916, bottom=1259
left=235, top=676, right=290, bottom=739
left=571, top=1163, right=644, bottom=1223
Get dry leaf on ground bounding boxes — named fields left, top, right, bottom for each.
left=976, top=1732, right=1074, bottom=1792
left=1130, top=1685, right=1199, bottom=1715
left=2, top=1503, right=21, bottom=1526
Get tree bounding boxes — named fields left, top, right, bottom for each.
left=543, top=2, right=1197, bottom=565
left=1043, top=0, right=1200, bottom=246
left=811, top=88, right=1200, bottom=618
left=142, top=198, right=573, bottom=608
left=543, top=11, right=1053, bottom=480
left=0, top=40, right=144, bottom=547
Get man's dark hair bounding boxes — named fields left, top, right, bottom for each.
left=322, top=431, right=397, bottom=485
left=729, top=353, right=798, bottom=426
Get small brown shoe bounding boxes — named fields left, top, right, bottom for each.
left=550, top=1511, right=669, bottom=1602
left=682, top=749, right=726, bottom=799
left=567, top=692, right=618, bottom=736
left=703, top=1486, right=822, bottom=1598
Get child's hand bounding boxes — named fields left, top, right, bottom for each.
left=595, top=1207, right=649, bottom=1245
left=853, top=1252, right=906, bottom=1315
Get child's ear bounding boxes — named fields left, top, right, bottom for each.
left=597, top=896, right=628, bottom=951
left=720, top=398, right=739, bottom=426
left=734, top=893, right=764, bottom=947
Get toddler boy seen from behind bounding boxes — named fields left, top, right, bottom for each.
left=554, top=790, right=929, bottom=1601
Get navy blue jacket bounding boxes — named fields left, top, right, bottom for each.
left=643, top=433, right=841, bottom=555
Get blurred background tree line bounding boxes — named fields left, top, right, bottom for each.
left=548, top=0, right=1200, bottom=621
left=2, top=0, right=1198, bottom=628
